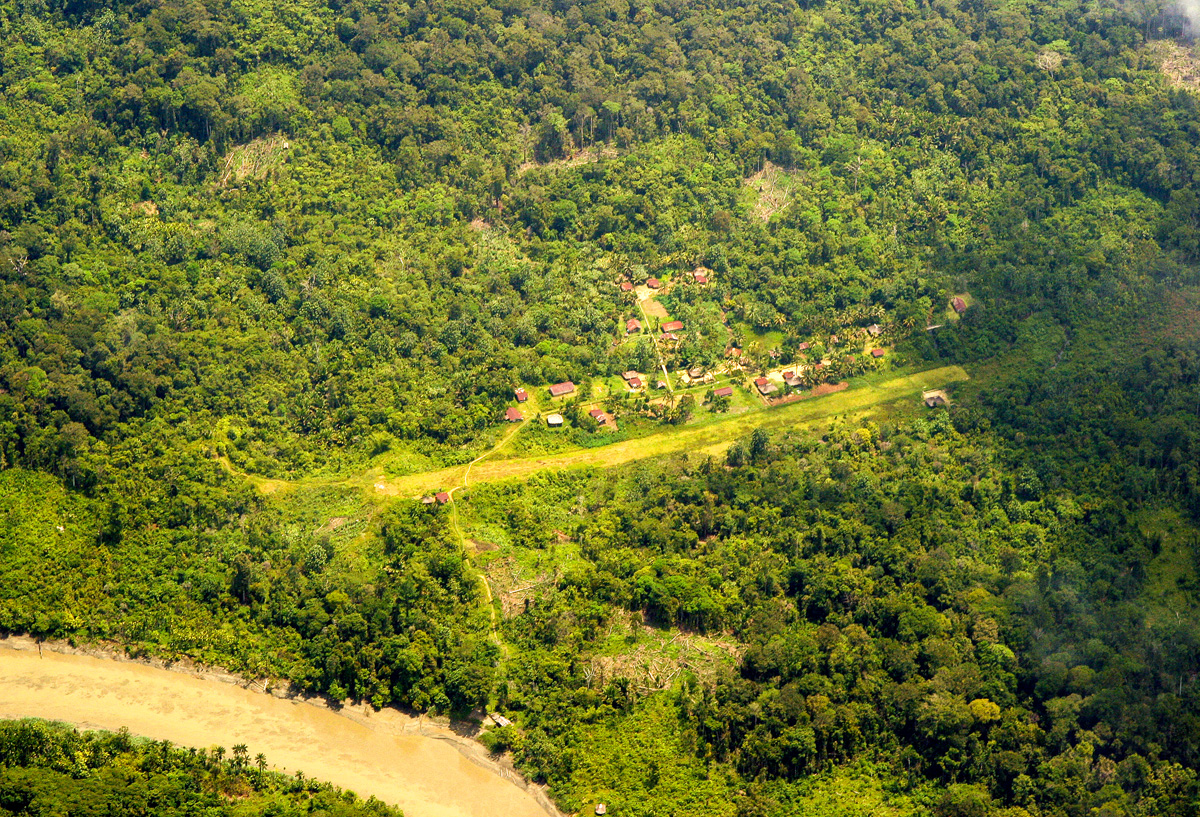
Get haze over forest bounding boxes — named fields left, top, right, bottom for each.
left=1, top=0, right=1199, bottom=813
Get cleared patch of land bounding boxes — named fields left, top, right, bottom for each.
left=742, top=160, right=799, bottom=222
left=220, top=134, right=290, bottom=186
left=1147, top=40, right=1200, bottom=92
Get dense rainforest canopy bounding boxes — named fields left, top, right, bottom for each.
left=1, top=0, right=1199, bottom=813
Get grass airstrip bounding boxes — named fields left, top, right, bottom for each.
left=230, top=364, right=969, bottom=501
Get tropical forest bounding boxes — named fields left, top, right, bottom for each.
left=0, top=0, right=1199, bottom=813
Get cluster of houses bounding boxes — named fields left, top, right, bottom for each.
left=624, top=316, right=685, bottom=340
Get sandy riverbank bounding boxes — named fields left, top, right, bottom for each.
left=0, top=637, right=557, bottom=817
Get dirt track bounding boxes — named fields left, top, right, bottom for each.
left=0, top=639, right=555, bottom=817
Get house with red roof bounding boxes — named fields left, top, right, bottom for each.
left=714, top=386, right=734, bottom=398
left=505, top=407, right=524, bottom=422
left=435, top=492, right=451, bottom=504
left=661, top=320, right=683, bottom=332
left=549, top=381, right=575, bottom=398
left=514, top=388, right=528, bottom=403
left=626, top=318, right=641, bottom=333
left=754, top=376, right=777, bottom=395
left=871, top=348, right=886, bottom=358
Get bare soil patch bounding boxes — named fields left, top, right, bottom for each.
left=640, top=298, right=669, bottom=319
left=220, top=135, right=290, bottom=186
left=810, top=381, right=850, bottom=397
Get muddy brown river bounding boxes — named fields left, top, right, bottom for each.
left=0, top=639, right=555, bottom=817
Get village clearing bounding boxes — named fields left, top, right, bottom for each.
left=377, top=365, right=969, bottom=499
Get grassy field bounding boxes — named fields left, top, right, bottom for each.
left=375, top=364, right=969, bottom=498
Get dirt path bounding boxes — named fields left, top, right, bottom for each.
left=0, top=639, right=557, bottom=817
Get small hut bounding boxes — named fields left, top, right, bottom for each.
left=546, top=413, right=564, bottom=427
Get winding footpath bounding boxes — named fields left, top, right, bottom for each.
left=0, top=638, right=558, bottom=817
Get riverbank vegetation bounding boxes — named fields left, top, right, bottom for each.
left=0, top=719, right=400, bottom=817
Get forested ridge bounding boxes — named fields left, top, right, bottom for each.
left=1, top=0, right=1200, bottom=813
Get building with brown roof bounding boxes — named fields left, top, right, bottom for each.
left=951, top=296, right=967, bottom=314
left=549, top=381, right=575, bottom=397
left=626, top=318, right=641, bottom=333
left=435, top=492, right=451, bottom=504
left=620, top=281, right=633, bottom=292
left=505, top=407, right=524, bottom=422
left=754, top=376, right=777, bottom=395
left=871, top=348, right=886, bottom=358
left=646, top=277, right=661, bottom=289
left=514, top=387, right=528, bottom=403
left=628, top=377, right=643, bottom=389
left=714, top=386, right=734, bottom=398
left=661, top=320, right=683, bottom=332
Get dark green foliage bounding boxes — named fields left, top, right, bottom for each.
left=1, top=0, right=1200, bottom=813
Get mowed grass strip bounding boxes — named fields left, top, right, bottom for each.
left=381, top=365, right=969, bottom=498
